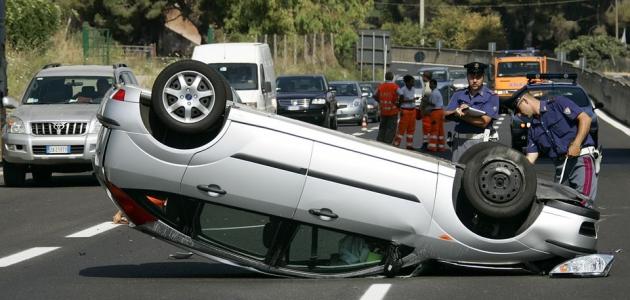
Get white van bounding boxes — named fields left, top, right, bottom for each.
left=192, top=43, right=276, bottom=112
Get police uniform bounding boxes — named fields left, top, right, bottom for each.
left=525, top=96, right=598, bottom=206
left=445, top=62, right=499, bottom=162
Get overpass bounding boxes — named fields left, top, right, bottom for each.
left=390, top=46, right=630, bottom=127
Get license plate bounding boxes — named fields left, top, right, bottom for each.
left=287, top=105, right=301, bottom=111
left=46, top=145, right=70, bottom=154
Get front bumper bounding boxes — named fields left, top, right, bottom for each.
left=336, top=105, right=363, bottom=122
left=2, top=132, right=97, bottom=165
left=277, top=106, right=327, bottom=124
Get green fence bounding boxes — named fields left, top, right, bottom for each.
left=82, top=22, right=111, bottom=65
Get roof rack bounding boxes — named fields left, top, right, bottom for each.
left=113, top=63, right=128, bottom=69
left=42, top=63, right=61, bottom=69
left=526, top=73, right=577, bottom=84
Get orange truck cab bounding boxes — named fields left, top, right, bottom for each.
left=493, top=54, right=547, bottom=102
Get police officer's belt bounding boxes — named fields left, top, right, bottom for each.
left=456, top=132, right=485, bottom=139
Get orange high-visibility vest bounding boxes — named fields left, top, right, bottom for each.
left=376, top=82, right=400, bottom=117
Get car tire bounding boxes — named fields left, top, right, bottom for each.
left=320, top=110, right=331, bottom=128
left=3, top=160, right=26, bottom=187
left=462, top=142, right=536, bottom=219
left=32, top=167, right=52, bottom=183
left=151, top=60, right=227, bottom=134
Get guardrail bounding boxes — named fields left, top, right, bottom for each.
left=391, top=46, right=630, bottom=127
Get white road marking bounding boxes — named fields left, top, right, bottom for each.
left=495, top=121, right=502, bottom=125
left=65, top=222, right=121, bottom=238
left=596, top=109, right=630, bottom=137
left=202, top=225, right=264, bottom=231
left=493, top=126, right=499, bottom=129
left=0, top=247, right=60, bottom=267
left=360, top=284, right=392, bottom=300
left=353, top=132, right=365, bottom=136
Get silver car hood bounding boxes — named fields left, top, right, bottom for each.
left=13, top=104, right=99, bottom=122
left=336, top=96, right=360, bottom=103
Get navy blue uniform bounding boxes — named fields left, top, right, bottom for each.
left=526, top=96, right=598, bottom=205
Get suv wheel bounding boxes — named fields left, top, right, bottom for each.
left=3, top=160, right=26, bottom=187
left=151, top=60, right=227, bottom=134
left=32, top=167, right=52, bottom=183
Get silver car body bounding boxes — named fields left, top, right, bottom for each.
left=330, top=81, right=367, bottom=123
left=93, top=83, right=599, bottom=278
left=2, top=65, right=137, bottom=170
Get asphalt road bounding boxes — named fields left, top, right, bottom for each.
left=1, top=112, right=629, bottom=300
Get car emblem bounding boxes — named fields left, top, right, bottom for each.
left=52, top=122, right=68, bottom=135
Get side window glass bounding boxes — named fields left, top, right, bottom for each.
left=284, top=224, right=387, bottom=272
left=197, top=201, right=270, bottom=260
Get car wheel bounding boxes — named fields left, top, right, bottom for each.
left=32, top=167, right=52, bottom=183
left=3, top=160, right=26, bottom=187
left=462, top=143, right=536, bottom=218
left=320, top=110, right=331, bottom=128
left=151, top=60, right=227, bottom=134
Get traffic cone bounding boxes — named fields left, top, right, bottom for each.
left=361, top=115, right=368, bottom=131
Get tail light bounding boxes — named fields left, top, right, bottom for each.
left=112, top=89, right=126, bottom=101
left=105, top=181, right=156, bottom=225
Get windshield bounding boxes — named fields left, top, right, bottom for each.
left=208, top=63, right=258, bottom=90
left=23, top=76, right=114, bottom=105
left=498, top=62, right=541, bottom=77
left=450, top=70, right=466, bottom=80
left=524, top=87, right=590, bottom=107
left=330, top=83, right=359, bottom=96
left=276, top=76, right=325, bottom=93
left=428, top=70, right=448, bottom=81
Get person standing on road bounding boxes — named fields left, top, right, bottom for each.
left=510, top=91, right=599, bottom=207
left=420, top=71, right=433, bottom=150
left=393, top=75, right=419, bottom=150
left=444, top=62, right=499, bottom=162
left=374, top=72, right=400, bottom=144
left=426, top=79, right=446, bottom=152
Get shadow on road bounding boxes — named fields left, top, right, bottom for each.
left=79, top=262, right=270, bottom=279
left=1, top=174, right=100, bottom=188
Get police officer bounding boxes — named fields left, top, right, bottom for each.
left=510, top=91, right=598, bottom=207
left=444, top=62, right=499, bottom=162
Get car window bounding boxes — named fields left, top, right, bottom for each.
left=283, top=223, right=387, bottom=272
left=329, top=83, right=359, bottom=96
left=450, top=70, right=466, bottom=79
left=277, top=76, right=325, bottom=93
left=207, top=63, right=258, bottom=91
left=23, top=76, right=114, bottom=105
left=197, top=201, right=270, bottom=260
left=526, top=86, right=590, bottom=107
left=497, top=62, right=540, bottom=77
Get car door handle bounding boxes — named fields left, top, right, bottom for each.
left=308, top=208, right=338, bottom=221
left=197, top=184, right=226, bottom=197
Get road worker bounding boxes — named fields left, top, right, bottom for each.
left=393, top=75, right=419, bottom=150
left=374, top=72, right=400, bottom=144
left=426, top=79, right=446, bottom=152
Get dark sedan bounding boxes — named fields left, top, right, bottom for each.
left=276, top=75, right=337, bottom=129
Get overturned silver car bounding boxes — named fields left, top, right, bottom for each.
left=93, top=60, right=607, bottom=278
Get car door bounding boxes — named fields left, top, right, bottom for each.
left=180, top=120, right=313, bottom=219
left=293, top=142, right=437, bottom=243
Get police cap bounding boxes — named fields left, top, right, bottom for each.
left=464, top=62, right=487, bottom=75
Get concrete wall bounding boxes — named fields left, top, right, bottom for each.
left=391, top=46, right=630, bottom=126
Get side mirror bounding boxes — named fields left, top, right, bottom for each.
left=594, top=102, right=604, bottom=110
left=2, top=96, right=19, bottom=109
left=263, top=81, right=272, bottom=93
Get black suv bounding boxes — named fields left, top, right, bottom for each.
left=275, top=75, right=338, bottom=129
left=509, top=73, right=603, bottom=152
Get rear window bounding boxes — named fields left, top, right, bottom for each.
left=276, top=76, right=325, bottom=93
left=526, top=86, right=590, bottom=107
left=498, top=62, right=541, bottom=77
left=23, top=76, right=114, bottom=105
left=208, top=63, right=258, bottom=90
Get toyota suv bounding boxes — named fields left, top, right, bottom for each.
left=1, top=63, right=138, bottom=186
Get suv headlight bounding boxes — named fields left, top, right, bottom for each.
left=353, top=98, right=361, bottom=107
left=89, top=119, right=102, bottom=134
left=7, top=116, right=26, bottom=134
left=311, top=98, right=326, bottom=105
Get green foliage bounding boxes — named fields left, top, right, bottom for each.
left=555, top=35, right=629, bottom=69
left=381, top=19, right=425, bottom=47
left=6, top=0, right=61, bottom=51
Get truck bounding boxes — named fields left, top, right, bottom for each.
left=492, top=50, right=547, bottom=103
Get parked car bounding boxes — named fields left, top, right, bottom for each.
left=1, top=63, right=137, bottom=186
left=449, top=68, right=467, bottom=90
left=330, top=81, right=367, bottom=125
left=359, top=83, right=380, bottom=122
left=509, top=73, right=603, bottom=152
left=275, top=75, right=337, bottom=129
left=418, top=66, right=451, bottom=91
left=92, top=60, right=607, bottom=278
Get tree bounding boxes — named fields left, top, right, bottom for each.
left=555, top=35, right=628, bottom=69
left=6, top=0, right=61, bottom=50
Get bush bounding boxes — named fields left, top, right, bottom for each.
left=6, top=0, right=61, bottom=51
left=555, top=35, right=629, bottom=69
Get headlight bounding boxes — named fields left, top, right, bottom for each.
left=353, top=98, right=361, bottom=107
left=549, top=254, right=615, bottom=278
left=311, top=98, right=326, bottom=105
left=453, top=83, right=466, bottom=89
left=7, top=116, right=26, bottom=134
left=89, top=119, right=103, bottom=134
left=367, top=104, right=374, bottom=109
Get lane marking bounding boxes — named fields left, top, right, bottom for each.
left=596, top=109, right=630, bottom=137
left=493, top=126, right=499, bottom=129
left=360, top=284, right=392, bottom=300
left=495, top=121, right=503, bottom=125
left=353, top=132, right=365, bottom=136
left=65, top=222, right=121, bottom=238
left=0, top=247, right=60, bottom=267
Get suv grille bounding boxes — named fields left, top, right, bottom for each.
left=31, top=122, right=88, bottom=135
left=32, top=145, right=85, bottom=155
left=278, top=99, right=310, bottom=107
